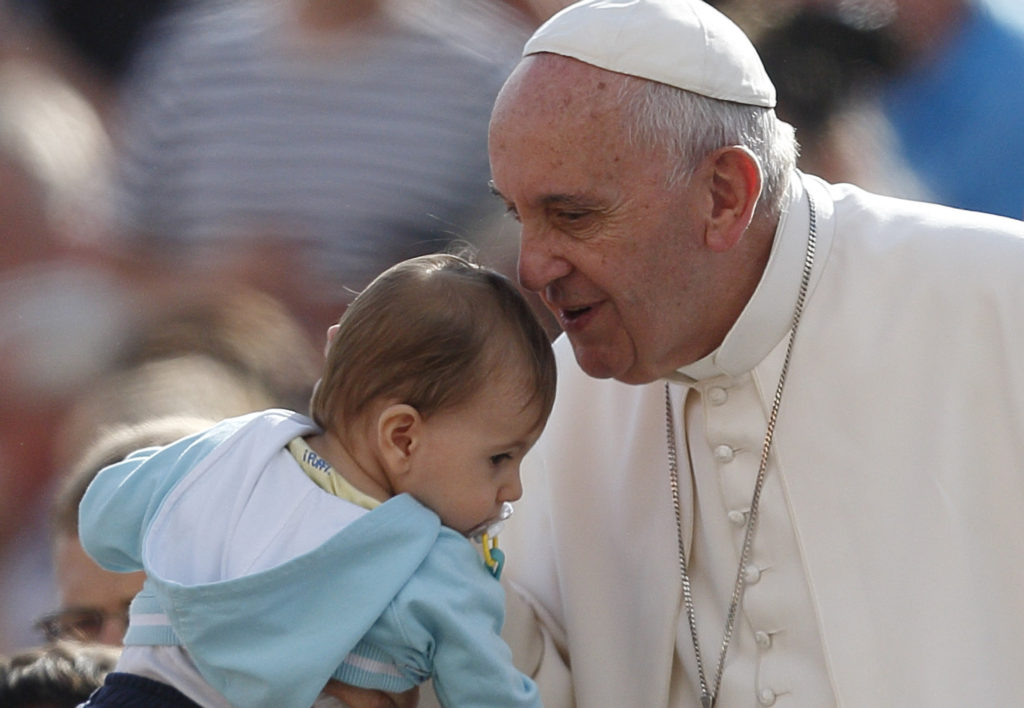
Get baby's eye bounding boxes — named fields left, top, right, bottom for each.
left=490, top=453, right=512, bottom=466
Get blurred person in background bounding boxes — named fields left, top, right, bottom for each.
left=751, top=4, right=931, bottom=199
left=105, top=0, right=536, bottom=339
left=706, top=0, right=929, bottom=201
left=876, top=0, right=1024, bottom=218
left=0, top=73, right=321, bottom=645
left=0, top=640, right=120, bottom=708
left=723, top=0, right=1024, bottom=218
left=10, top=0, right=181, bottom=91
left=0, top=45, right=138, bottom=654
left=0, top=0, right=120, bottom=125
left=55, top=283, right=322, bottom=466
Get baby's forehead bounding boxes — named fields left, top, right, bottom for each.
left=483, top=341, right=536, bottom=381
left=484, top=364, right=550, bottom=415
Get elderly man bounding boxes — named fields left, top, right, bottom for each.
left=484, top=1, right=1024, bottom=707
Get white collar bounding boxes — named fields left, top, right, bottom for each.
left=667, top=172, right=831, bottom=384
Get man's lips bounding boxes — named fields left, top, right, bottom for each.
left=560, top=304, right=592, bottom=322
left=551, top=301, right=599, bottom=330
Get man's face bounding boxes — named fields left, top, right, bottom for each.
left=51, top=534, right=145, bottom=645
left=488, top=56, right=728, bottom=384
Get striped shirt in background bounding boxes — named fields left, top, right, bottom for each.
left=111, top=0, right=531, bottom=302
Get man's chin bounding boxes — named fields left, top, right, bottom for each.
left=614, top=370, right=662, bottom=386
left=571, top=345, right=639, bottom=383
left=571, top=343, right=616, bottom=379
left=572, top=345, right=663, bottom=385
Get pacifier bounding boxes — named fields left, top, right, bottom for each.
left=469, top=502, right=514, bottom=579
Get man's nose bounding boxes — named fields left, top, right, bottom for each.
left=517, top=226, right=571, bottom=293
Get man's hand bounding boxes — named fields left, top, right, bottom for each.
left=319, top=680, right=419, bottom=708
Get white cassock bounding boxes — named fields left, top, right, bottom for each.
left=495, top=172, right=1024, bottom=708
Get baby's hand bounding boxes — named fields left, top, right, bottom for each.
left=317, top=679, right=419, bottom=708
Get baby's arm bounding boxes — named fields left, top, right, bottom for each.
left=415, top=579, right=573, bottom=708
left=395, top=531, right=541, bottom=708
left=318, top=679, right=419, bottom=708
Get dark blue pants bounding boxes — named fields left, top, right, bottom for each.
left=81, top=672, right=202, bottom=707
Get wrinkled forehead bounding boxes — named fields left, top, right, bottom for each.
left=491, top=54, right=624, bottom=125
left=488, top=54, right=647, bottom=200
left=489, top=54, right=634, bottom=173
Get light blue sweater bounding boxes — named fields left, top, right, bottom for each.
left=79, top=409, right=539, bottom=708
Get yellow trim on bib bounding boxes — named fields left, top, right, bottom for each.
left=287, top=437, right=381, bottom=511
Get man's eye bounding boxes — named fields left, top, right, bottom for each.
left=555, top=209, right=598, bottom=228
left=490, top=453, right=512, bottom=465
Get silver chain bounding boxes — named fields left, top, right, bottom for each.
left=665, top=195, right=817, bottom=708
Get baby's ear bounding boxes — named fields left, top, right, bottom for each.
left=377, top=403, right=421, bottom=476
left=323, top=324, right=341, bottom=358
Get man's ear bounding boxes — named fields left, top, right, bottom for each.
left=377, top=403, right=421, bottom=477
left=704, top=146, right=762, bottom=253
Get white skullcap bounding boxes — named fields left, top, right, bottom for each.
left=523, top=0, right=776, bottom=108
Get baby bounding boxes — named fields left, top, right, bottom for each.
left=79, top=254, right=556, bottom=708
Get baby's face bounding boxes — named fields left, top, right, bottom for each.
left=401, top=376, right=545, bottom=535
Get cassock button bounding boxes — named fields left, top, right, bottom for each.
left=713, top=444, right=735, bottom=462
left=754, top=630, right=772, bottom=649
left=743, top=564, right=762, bottom=584
left=758, top=688, right=777, bottom=706
left=707, top=386, right=728, bottom=405
left=727, top=509, right=747, bottom=525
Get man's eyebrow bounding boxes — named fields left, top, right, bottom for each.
left=487, top=181, right=597, bottom=209
left=541, top=193, right=599, bottom=209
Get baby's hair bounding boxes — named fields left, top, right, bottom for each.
left=310, top=253, right=556, bottom=432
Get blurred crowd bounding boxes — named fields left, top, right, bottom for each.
left=1, top=0, right=1022, bottom=700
